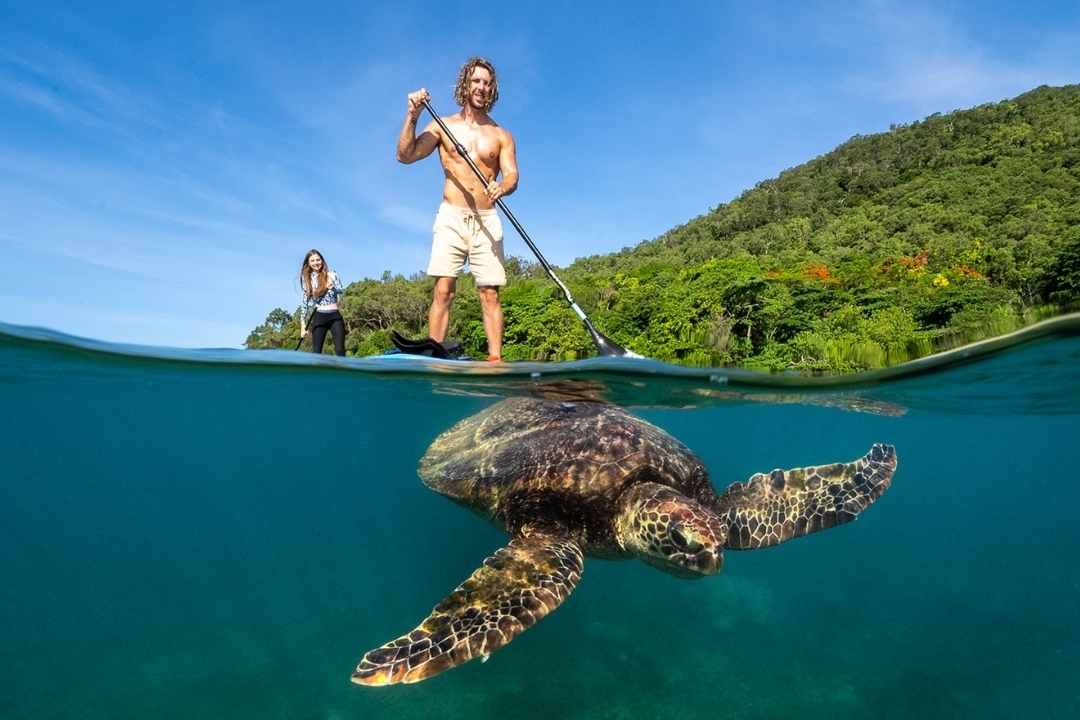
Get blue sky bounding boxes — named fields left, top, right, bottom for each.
left=2, top=0, right=1078, bottom=348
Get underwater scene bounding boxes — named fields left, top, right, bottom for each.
left=1, top=318, right=1078, bottom=720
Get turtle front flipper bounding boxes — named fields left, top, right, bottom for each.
left=352, top=534, right=584, bottom=686
left=715, top=443, right=896, bottom=550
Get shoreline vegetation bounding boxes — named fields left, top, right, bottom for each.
left=247, top=84, right=1080, bottom=372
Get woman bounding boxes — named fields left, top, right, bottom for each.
left=299, top=249, right=346, bottom=356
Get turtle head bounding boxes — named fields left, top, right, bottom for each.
left=616, top=483, right=725, bottom=579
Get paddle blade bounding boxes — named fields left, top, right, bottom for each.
left=584, top=320, right=642, bottom=358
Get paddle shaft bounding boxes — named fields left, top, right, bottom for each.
left=421, top=99, right=636, bottom=358
left=294, top=309, right=316, bottom=350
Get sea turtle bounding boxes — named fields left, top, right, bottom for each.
left=352, top=397, right=896, bottom=686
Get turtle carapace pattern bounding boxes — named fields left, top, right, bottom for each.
left=352, top=397, right=897, bottom=686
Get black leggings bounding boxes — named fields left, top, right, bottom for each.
left=309, top=310, right=346, bottom=356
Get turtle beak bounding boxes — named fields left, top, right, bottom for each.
left=687, top=546, right=723, bottom=576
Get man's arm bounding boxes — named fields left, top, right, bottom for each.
left=485, top=129, right=519, bottom=201
left=397, top=89, right=440, bottom=164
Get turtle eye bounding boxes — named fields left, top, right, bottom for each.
left=669, top=528, right=688, bottom=551
left=669, top=525, right=703, bottom=553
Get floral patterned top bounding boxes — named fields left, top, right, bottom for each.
left=300, top=270, right=344, bottom=319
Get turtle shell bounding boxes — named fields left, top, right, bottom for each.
left=418, top=397, right=714, bottom=529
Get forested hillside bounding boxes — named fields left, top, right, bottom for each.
left=248, top=84, right=1080, bottom=370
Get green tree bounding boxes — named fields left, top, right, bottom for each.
left=246, top=308, right=296, bottom=349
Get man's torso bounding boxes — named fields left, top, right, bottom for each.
left=437, top=116, right=507, bottom=210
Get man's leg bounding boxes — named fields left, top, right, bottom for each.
left=478, top=285, right=503, bottom=360
left=429, top=276, right=457, bottom=342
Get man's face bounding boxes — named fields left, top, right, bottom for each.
left=467, top=67, right=493, bottom=109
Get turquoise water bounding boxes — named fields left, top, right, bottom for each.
left=2, top=319, right=1079, bottom=720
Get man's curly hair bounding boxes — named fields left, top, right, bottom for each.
left=453, top=56, right=499, bottom=112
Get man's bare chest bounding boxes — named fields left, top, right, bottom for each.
left=445, top=125, right=501, bottom=166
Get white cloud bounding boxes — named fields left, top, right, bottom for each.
left=846, top=1, right=1080, bottom=114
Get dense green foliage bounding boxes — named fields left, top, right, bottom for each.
left=248, top=84, right=1080, bottom=370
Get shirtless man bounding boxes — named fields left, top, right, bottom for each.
left=397, top=56, right=519, bottom=362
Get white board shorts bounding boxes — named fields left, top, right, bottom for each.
left=426, top=203, right=506, bottom=287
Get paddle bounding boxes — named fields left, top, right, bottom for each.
left=421, top=99, right=641, bottom=359
left=294, top=309, right=316, bottom=350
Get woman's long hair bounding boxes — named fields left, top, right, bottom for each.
left=453, top=56, right=498, bottom=112
left=300, top=249, right=331, bottom=301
